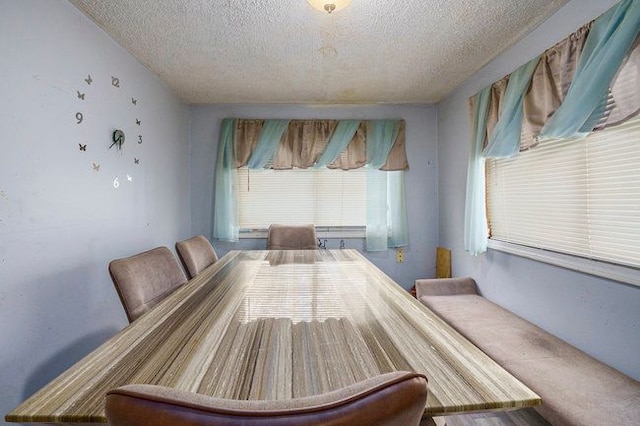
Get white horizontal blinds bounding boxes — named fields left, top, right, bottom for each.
left=486, top=114, right=640, bottom=268
left=486, top=138, right=588, bottom=254
left=586, top=119, right=640, bottom=266
left=237, top=167, right=366, bottom=228
left=314, top=167, right=366, bottom=226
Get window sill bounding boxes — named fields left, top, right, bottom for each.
left=487, top=239, right=640, bottom=288
left=239, top=226, right=366, bottom=239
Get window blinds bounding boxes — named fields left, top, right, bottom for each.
left=486, top=114, right=640, bottom=269
left=237, top=167, right=367, bottom=229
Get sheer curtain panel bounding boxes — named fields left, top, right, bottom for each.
left=213, top=119, right=239, bottom=242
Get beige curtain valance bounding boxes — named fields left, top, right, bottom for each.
left=480, top=21, right=640, bottom=151
left=233, top=119, right=408, bottom=171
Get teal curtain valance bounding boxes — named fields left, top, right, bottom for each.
left=246, top=120, right=291, bottom=169
left=540, top=0, right=640, bottom=139
left=314, top=120, right=361, bottom=168
left=482, top=56, right=540, bottom=158
left=231, top=118, right=408, bottom=171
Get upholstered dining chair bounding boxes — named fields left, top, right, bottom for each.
left=105, top=371, right=428, bottom=426
left=175, top=235, right=219, bottom=279
left=108, top=247, right=187, bottom=323
left=267, top=224, right=318, bottom=250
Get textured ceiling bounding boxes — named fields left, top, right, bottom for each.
left=69, top=0, right=569, bottom=105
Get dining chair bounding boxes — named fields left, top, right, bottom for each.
left=105, top=371, right=428, bottom=426
left=267, top=223, right=318, bottom=250
left=175, top=235, right=219, bottom=279
left=108, top=246, right=187, bottom=323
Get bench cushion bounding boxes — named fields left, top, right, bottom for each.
left=419, top=292, right=640, bottom=426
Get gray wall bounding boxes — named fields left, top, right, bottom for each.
left=437, top=0, right=640, bottom=380
left=189, top=104, right=438, bottom=289
left=0, top=1, right=191, bottom=423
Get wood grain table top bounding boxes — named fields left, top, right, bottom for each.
left=7, top=249, right=540, bottom=423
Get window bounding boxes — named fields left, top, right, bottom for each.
left=237, top=167, right=366, bottom=231
left=214, top=118, right=409, bottom=249
left=464, top=1, right=640, bottom=284
left=486, top=114, right=640, bottom=269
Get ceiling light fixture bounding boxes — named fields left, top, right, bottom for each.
left=307, top=0, right=352, bottom=14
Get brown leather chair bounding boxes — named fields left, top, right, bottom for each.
left=105, top=371, right=427, bottom=426
left=109, top=247, right=187, bottom=323
left=175, top=235, right=219, bottom=279
left=267, top=224, right=318, bottom=250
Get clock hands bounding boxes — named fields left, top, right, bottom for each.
left=111, top=130, right=125, bottom=150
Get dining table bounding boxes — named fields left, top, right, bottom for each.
left=6, top=249, right=540, bottom=424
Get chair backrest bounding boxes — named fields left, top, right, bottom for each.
left=267, top=224, right=318, bottom=250
left=175, top=235, right=219, bottom=279
left=108, top=247, right=187, bottom=323
left=105, top=371, right=427, bottom=426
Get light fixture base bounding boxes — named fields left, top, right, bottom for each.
left=307, top=0, right=352, bottom=14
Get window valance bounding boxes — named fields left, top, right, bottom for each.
left=464, top=0, right=640, bottom=255
left=477, top=0, right=640, bottom=154
left=232, top=118, right=408, bottom=171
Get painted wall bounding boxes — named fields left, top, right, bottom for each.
left=0, top=1, right=191, bottom=423
left=437, top=0, right=640, bottom=380
left=189, top=104, right=438, bottom=289
left=3, top=3, right=637, bottom=425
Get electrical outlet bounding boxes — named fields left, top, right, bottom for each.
left=396, top=248, right=405, bottom=263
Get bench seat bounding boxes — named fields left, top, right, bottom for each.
left=415, top=277, right=640, bottom=426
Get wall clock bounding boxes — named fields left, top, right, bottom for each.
left=74, top=74, right=143, bottom=179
